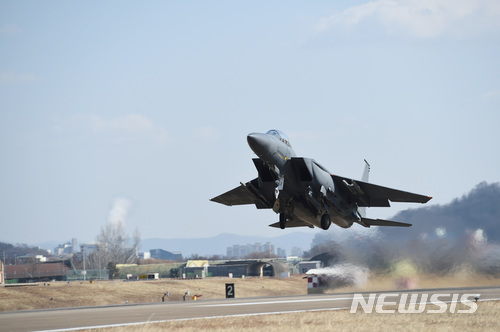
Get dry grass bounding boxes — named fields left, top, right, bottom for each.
left=0, top=276, right=307, bottom=311
left=0, top=273, right=498, bottom=312
left=2, top=274, right=499, bottom=331
left=89, top=301, right=500, bottom=332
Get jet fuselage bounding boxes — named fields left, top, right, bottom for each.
left=247, top=131, right=354, bottom=229
left=211, top=129, right=431, bottom=230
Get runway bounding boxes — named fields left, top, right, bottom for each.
left=2, top=287, right=500, bottom=332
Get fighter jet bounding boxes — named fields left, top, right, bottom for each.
left=211, top=130, right=432, bottom=230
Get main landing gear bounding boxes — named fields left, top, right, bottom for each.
left=321, top=214, right=331, bottom=230
left=279, top=213, right=288, bottom=229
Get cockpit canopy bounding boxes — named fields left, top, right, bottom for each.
left=266, top=129, right=292, bottom=147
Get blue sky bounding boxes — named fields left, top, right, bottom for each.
left=1, top=1, right=499, bottom=246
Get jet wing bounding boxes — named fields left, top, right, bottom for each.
left=332, top=174, right=432, bottom=207
left=210, top=183, right=256, bottom=206
left=210, top=178, right=274, bottom=209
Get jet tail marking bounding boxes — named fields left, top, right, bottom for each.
left=359, top=159, right=371, bottom=218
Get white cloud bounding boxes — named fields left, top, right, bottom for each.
left=316, top=0, right=500, bottom=38
left=53, top=113, right=169, bottom=144
left=0, top=24, right=22, bottom=36
left=110, top=114, right=156, bottom=134
left=480, top=88, right=500, bottom=100
left=191, top=126, right=220, bottom=140
left=0, top=71, right=39, bottom=84
left=89, top=114, right=108, bottom=132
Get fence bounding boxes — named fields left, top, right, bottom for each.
left=65, top=269, right=109, bottom=281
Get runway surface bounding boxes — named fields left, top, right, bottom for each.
left=2, top=286, right=500, bottom=332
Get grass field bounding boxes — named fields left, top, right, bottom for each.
left=0, top=276, right=307, bottom=311
left=90, top=301, right=500, bottom=332
left=1, top=274, right=499, bottom=331
left=1, top=273, right=499, bottom=312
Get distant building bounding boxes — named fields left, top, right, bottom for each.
left=17, top=254, right=47, bottom=264
left=263, top=242, right=274, bottom=255
left=277, top=248, right=286, bottom=258
left=228, top=244, right=244, bottom=258
left=80, top=243, right=98, bottom=256
left=291, top=247, right=304, bottom=257
left=297, top=261, right=322, bottom=274
left=184, top=260, right=290, bottom=278
left=286, top=256, right=302, bottom=265
left=5, top=262, right=71, bottom=282
left=139, top=252, right=151, bottom=260
left=186, top=260, right=209, bottom=268
left=54, top=238, right=78, bottom=256
left=150, top=249, right=182, bottom=261
left=227, top=242, right=276, bottom=258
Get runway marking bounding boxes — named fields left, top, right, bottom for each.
left=193, top=296, right=360, bottom=307
left=34, top=307, right=352, bottom=332
left=34, top=297, right=500, bottom=332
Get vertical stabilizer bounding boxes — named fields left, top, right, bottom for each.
left=359, top=159, right=370, bottom=218
left=362, top=159, right=370, bottom=183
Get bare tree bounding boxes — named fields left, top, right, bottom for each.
left=95, top=221, right=141, bottom=265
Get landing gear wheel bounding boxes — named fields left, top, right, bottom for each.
left=279, top=213, right=287, bottom=229
left=321, top=214, right=331, bottom=230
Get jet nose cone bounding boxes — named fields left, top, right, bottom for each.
left=247, top=133, right=269, bottom=157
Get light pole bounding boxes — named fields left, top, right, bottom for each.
left=98, top=246, right=101, bottom=280
left=83, top=246, right=86, bottom=281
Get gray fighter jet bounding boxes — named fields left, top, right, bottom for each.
left=211, top=130, right=432, bottom=230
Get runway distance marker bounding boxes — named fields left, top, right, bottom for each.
left=225, top=283, right=235, bottom=298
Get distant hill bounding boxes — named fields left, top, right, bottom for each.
left=308, top=182, right=500, bottom=275
left=141, top=231, right=316, bottom=257
left=380, top=182, right=500, bottom=242
left=0, top=242, right=50, bottom=264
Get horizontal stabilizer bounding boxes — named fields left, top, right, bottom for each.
left=361, top=217, right=412, bottom=227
